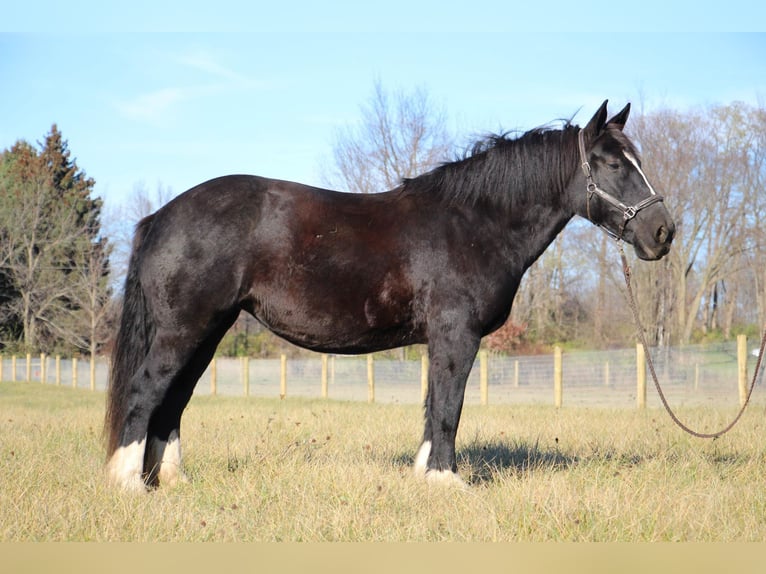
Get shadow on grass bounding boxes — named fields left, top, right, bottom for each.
left=393, top=439, right=579, bottom=486
left=458, top=440, right=577, bottom=485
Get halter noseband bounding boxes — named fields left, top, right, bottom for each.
left=578, top=129, right=664, bottom=240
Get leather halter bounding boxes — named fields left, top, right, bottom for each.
left=578, top=129, right=665, bottom=240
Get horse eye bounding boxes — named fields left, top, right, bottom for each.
left=607, top=161, right=621, bottom=171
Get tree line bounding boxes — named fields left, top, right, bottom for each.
left=2, top=88, right=764, bottom=358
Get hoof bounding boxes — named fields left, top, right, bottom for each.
left=158, top=467, right=190, bottom=488
left=424, top=469, right=468, bottom=489
left=106, top=467, right=148, bottom=494
left=413, top=441, right=468, bottom=488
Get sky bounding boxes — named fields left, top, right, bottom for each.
left=2, top=4, right=766, bottom=216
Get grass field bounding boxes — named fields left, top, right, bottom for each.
left=2, top=380, right=766, bottom=541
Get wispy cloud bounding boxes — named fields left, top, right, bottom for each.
left=177, top=50, right=246, bottom=83
left=176, top=48, right=273, bottom=91
left=114, top=87, right=189, bottom=123
left=113, top=48, right=271, bottom=125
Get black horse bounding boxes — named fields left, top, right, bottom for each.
left=105, top=101, right=674, bottom=491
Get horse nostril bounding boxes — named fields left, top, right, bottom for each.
left=656, top=222, right=676, bottom=245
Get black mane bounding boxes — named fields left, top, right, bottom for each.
left=399, top=123, right=583, bottom=210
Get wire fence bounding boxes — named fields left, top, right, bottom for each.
left=1, top=339, right=762, bottom=409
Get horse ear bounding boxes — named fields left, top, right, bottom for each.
left=606, top=103, right=631, bottom=131
left=583, top=100, right=609, bottom=136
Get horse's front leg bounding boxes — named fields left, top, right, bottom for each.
left=415, top=325, right=480, bottom=486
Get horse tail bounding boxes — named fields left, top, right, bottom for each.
left=105, top=214, right=156, bottom=459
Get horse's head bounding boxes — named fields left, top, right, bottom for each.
left=575, top=100, right=675, bottom=260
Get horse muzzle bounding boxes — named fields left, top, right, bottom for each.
left=631, top=216, right=675, bottom=261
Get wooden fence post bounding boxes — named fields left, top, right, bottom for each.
left=280, top=354, right=287, bottom=399
left=55, top=356, right=61, bottom=386
left=420, top=353, right=429, bottom=403
left=40, top=353, right=46, bottom=384
left=367, top=354, right=375, bottom=403
left=0, top=354, right=4, bottom=382
left=242, top=356, right=250, bottom=397
left=210, top=358, right=217, bottom=396
left=554, top=346, right=563, bottom=408
left=72, top=357, right=78, bottom=389
left=694, top=362, right=699, bottom=392
left=26, top=353, right=31, bottom=382
left=514, top=359, right=519, bottom=388
left=321, top=354, right=328, bottom=399
left=90, top=355, right=96, bottom=391
left=12, top=356, right=17, bottom=382
left=636, top=343, right=646, bottom=409
left=604, top=361, right=610, bottom=387
left=737, top=334, right=748, bottom=407
left=479, top=350, right=489, bottom=406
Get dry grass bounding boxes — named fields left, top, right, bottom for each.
left=2, top=381, right=766, bottom=541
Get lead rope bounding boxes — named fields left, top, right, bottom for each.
left=619, top=242, right=766, bottom=439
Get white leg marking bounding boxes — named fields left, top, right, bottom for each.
left=106, top=437, right=147, bottom=493
left=413, top=441, right=431, bottom=477
left=158, top=430, right=188, bottom=486
left=146, top=430, right=188, bottom=487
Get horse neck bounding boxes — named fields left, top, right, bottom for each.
left=487, top=161, right=578, bottom=273
left=505, top=198, right=574, bottom=273
left=404, top=127, right=581, bottom=271
left=497, top=135, right=580, bottom=270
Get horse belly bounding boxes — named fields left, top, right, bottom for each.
left=247, top=268, right=420, bottom=354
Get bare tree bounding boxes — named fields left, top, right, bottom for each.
left=732, top=103, right=766, bottom=335
left=325, top=80, right=453, bottom=193
left=511, top=226, right=605, bottom=347
left=0, top=197, right=84, bottom=350
left=628, top=102, right=764, bottom=344
left=553, top=222, right=637, bottom=347
left=56, top=238, right=114, bottom=361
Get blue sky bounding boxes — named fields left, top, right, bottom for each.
left=2, top=7, right=765, bottom=212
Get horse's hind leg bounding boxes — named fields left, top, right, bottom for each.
left=143, top=391, right=191, bottom=489
left=106, top=330, right=205, bottom=492
left=144, top=312, right=238, bottom=488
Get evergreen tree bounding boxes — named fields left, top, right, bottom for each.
left=0, top=125, right=111, bottom=354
